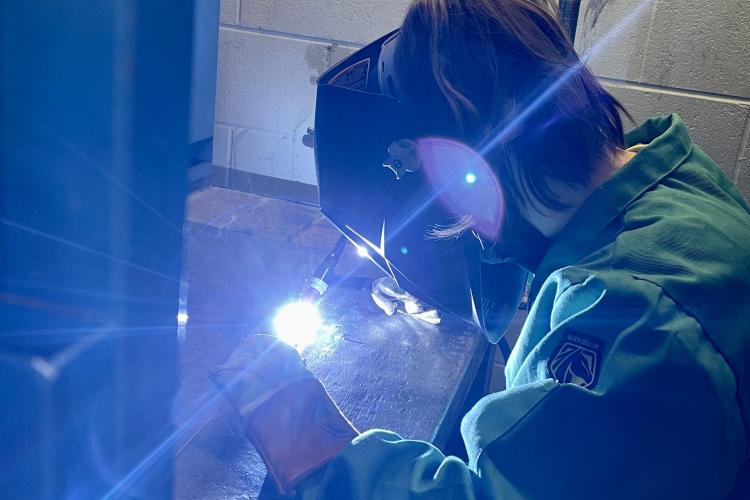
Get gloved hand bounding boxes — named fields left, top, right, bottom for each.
left=371, top=276, right=441, bottom=325
left=210, top=334, right=358, bottom=496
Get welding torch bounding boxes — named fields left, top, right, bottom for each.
left=301, top=235, right=373, bottom=304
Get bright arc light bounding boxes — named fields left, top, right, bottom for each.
left=465, top=172, right=477, bottom=185
left=176, top=311, right=189, bottom=326
left=356, top=245, right=369, bottom=257
left=273, top=301, right=322, bottom=350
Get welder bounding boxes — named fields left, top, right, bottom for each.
left=211, top=0, right=750, bottom=498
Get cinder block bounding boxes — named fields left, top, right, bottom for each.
left=292, top=134, right=317, bottom=185
left=605, top=82, right=750, bottom=178
left=232, top=128, right=294, bottom=180
left=577, top=0, right=750, bottom=99
left=575, top=0, right=657, bottom=81
left=212, top=124, right=232, bottom=167
left=291, top=45, right=356, bottom=186
left=215, top=28, right=331, bottom=134
left=239, top=0, right=410, bottom=45
left=641, top=0, right=750, bottom=98
left=737, top=168, right=750, bottom=204
left=219, top=0, right=239, bottom=25
left=736, top=131, right=750, bottom=202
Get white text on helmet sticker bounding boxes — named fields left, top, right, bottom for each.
left=329, top=59, right=370, bottom=91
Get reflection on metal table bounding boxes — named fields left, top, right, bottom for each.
left=173, top=187, right=496, bottom=499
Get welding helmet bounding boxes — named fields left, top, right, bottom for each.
left=309, top=30, right=530, bottom=343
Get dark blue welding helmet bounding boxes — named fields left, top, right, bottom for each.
left=309, top=30, right=529, bottom=343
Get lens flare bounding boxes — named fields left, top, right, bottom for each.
left=416, top=138, right=505, bottom=241
left=356, top=245, right=369, bottom=257
left=273, top=301, right=322, bottom=350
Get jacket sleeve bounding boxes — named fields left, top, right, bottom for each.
left=300, top=273, right=746, bottom=500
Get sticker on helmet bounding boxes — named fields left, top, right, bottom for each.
left=329, top=58, right=370, bottom=91
left=547, top=331, right=604, bottom=389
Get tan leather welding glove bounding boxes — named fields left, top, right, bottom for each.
left=210, top=335, right=358, bottom=496
left=371, top=276, right=441, bottom=325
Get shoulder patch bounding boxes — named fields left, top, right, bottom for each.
left=547, top=331, right=604, bottom=389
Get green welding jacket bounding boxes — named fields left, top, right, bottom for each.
left=300, top=114, right=750, bottom=499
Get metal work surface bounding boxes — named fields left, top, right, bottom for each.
left=173, top=187, right=488, bottom=499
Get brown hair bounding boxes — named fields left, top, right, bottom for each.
left=394, top=0, right=630, bottom=220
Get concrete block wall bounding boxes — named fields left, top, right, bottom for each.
left=213, top=0, right=410, bottom=186
left=576, top=0, right=750, bottom=200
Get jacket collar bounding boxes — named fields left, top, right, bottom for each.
left=529, top=114, right=694, bottom=299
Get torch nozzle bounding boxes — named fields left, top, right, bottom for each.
left=302, top=236, right=348, bottom=302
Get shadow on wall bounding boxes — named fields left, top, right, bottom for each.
left=583, top=0, right=616, bottom=28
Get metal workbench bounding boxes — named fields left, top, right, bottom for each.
left=172, top=188, right=496, bottom=499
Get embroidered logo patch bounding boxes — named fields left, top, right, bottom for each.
left=547, top=331, right=604, bottom=389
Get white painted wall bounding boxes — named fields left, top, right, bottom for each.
left=213, top=0, right=750, bottom=199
